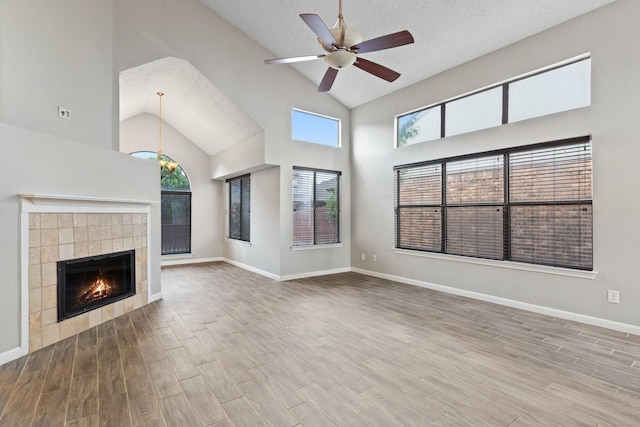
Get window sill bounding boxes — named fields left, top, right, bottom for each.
left=291, top=243, right=343, bottom=251
left=394, top=249, right=597, bottom=280
left=226, top=238, right=251, bottom=246
left=162, top=253, right=192, bottom=259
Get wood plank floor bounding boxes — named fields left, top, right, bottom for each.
left=1, top=262, right=640, bottom=426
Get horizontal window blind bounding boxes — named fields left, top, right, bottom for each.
left=446, top=156, right=504, bottom=259
left=394, top=137, right=593, bottom=270
left=293, top=168, right=340, bottom=246
left=509, top=142, right=592, bottom=269
left=228, top=175, right=250, bottom=242
left=161, top=191, right=191, bottom=255
left=395, top=164, right=442, bottom=251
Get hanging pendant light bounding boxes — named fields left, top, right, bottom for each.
left=156, top=91, right=178, bottom=174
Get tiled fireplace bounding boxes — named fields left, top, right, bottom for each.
left=21, top=195, right=152, bottom=353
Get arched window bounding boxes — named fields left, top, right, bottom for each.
left=131, top=151, right=192, bottom=255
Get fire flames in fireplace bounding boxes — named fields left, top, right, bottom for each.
left=58, top=250, right=136, bottom=321
left=79, top=270, right=113, bottom=303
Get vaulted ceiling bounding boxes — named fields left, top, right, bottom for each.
left=119, top=0, right=615, bottom=156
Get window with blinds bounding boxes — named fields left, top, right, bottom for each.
left=161, top=191, right=192, bottom=255
left=394, top=137, right=593, bottom=270
left=293, top=168, right=341, bottom=246
left=130, top=151, right=192, bottom=255
left=227, top=175, right=250, bottom=242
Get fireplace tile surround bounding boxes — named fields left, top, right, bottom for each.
left=28, top=212, right=147, bottom=351
left=20, top=194, right=154, bottom=355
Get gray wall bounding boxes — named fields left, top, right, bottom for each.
left=3, top=0, right=637, bottom=364
left=2, top=0, right=115, bottom=149
left=351, top=0, right=640, bottom=329
left=0, top=123, right=159, bottom=361
left=120, top=113, right=223, bottom=264
left=0, top=0, right=160, bottom=362
left=114, top=0, right=352, bottom=279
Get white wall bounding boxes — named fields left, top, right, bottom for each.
left=115, top=0, right=351, bottom=279
left=224, top=167, right=282, bottom=276
left=0, top=0, right=4, bottom=121
left=120, top=113, right=223, bottom=263
left=0, top=0, right=164, bottom=363
left=2, top=0, right=115, bottom=150
left=0, top=123, right=160, bottom=361
left=351, top=0, right=640, bottom=329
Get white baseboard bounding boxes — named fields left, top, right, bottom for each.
left=351, top=267, right=640, bottom=336
left=279, top=267, right=351, bottom=282
left=0, top=346, right=28, bottom=366
left=223, top=258, right=281, bottom=281
left=222, top=258, right=351, bottom=282
left=148, top=292, right=163, bottom=303
left=161, top=257, right=222, bottom=267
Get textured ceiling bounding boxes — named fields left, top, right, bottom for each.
left=119, top=0, right=615, bottom=157
left=201, top=0, right=615, bottom=109
left=119, top=57, right=262, bottom=156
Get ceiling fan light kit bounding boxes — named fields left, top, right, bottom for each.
left=264, top=0, right=414, bottom=92
left=324, top=50, right=357, bottom=69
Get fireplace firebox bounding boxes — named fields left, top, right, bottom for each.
left=57, top=250, right=136, bottom=321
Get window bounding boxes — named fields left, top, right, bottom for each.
left=160, top=192, right=192, bottom=254
left=394, top=137, right=593, bottom=270
left=445, top=87, right=502, bottom=137
left=397, top=56, right=591, bottom=147
left=227, top=175, right=250, bottom=242
left=509, top=59, right=591, bottom=123
left=292, top=109, right=341, bottom=147
left=293, top=168, right=341, bottom=246
left=397, top=105, right=441, bottom=145
left=130, top=151, right=191, bottom=255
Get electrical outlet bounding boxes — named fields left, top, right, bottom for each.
left=58, top=106, right=71, bottom=120
left=372, top=254, right=377, bottom=262
left=607, top=290, right=620, bottom=304
left=360, top=253, right=366, bottom=261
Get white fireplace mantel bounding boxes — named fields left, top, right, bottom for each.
left=16, top=193, right=157, bottom=361
left=20, top=193, right=157, bottom=212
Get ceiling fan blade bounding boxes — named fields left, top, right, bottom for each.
left=318, top=67, right=339, bottom=92
left=354, top=57, right=401, bottom=82
left=300, top=13, right=337, bottom=49
left=352, top=30, right=414, bottom=54
left=265, top=54, right=325, bottom=65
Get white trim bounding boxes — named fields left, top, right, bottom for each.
left=291, top=243, right=343, bottom=251
left=225, top=239, right=252, bottom=247
left=148, top=292, right=163, bottom=303
left=223, top=258, right=280, bottom=281
left=351, top=267, right=640, bottom=336
left=394, top=249, right=597, bottom=280
left=221, top=258, right=350, bottom=282
left=19, top=210, right=30, bottom=362
left=0, top=347, right=28, bottom=366
left=161, top=257, right=222, bottom=267
left=280, top=267, right=351, bottom=282
left=19, top=193, right=155, bottom=207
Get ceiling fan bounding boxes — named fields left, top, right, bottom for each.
left=264, top=0, right=414, bottom=92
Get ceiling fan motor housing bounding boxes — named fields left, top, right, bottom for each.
left=329, top=27, right=363, bottom=48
